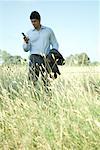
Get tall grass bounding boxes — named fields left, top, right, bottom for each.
left=0, top=65, right=100, bottom=150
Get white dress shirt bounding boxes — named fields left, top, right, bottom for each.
left=23, top=25, right=59, bottom=56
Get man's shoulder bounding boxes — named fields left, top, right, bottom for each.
left=43, top=26, right=53, bottom=33
left=45, top=26, right=52, bottom=31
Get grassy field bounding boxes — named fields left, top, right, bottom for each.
left=0, top=65, right=100, bottom=150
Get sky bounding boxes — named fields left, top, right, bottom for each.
left=0, top=0, right=100, bottom=61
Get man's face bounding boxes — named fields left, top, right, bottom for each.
left=31, top=19, right=40, bottom=29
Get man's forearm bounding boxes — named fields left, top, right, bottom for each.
left=52, top=42, right=59, bottom=50
left=23, top=42, right=31, bottom=52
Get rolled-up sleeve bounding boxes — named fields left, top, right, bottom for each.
left=49, top=29, right=59, bottom=50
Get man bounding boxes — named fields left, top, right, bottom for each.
left=23, top=11, right=59, bottom=85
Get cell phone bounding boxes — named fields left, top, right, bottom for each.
left=22, top=32, right=29, bottom=43
left=22, top=32, right=26, bottom=38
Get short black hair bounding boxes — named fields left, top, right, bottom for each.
left=30, top=11, right=41, bottom=21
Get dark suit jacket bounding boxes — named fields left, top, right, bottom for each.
left=46, top=49, right=65, bottom=78
left=47, top=49, right=65, bottom=65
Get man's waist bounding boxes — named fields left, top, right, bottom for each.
left=30, top=54, right=46, bottom=60
left=30, top=51, right=47, bottom=57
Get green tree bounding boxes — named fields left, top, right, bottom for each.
left=1, top=50, right=11, bottom=63
left=78, top=53, right=90, bottom=65
left=0, top=50, right=27, bottom=65
left=65, top=52, right=91, bottom=66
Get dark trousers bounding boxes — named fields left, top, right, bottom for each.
left=28, top=54, right=50, bottom=85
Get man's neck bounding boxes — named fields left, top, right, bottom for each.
left=36, top=25, right=41, bottom=31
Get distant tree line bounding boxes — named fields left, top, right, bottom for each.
left=0, top=49, right=99, bottom=66
left=0, top=50, right=27, bottom=65
left=65, top=53, right=100, bottom=66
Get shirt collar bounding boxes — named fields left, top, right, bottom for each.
left=33, top=25, right=46, bottom=31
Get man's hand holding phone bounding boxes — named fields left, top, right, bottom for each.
left=22, top=32, right=29, bottom=44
